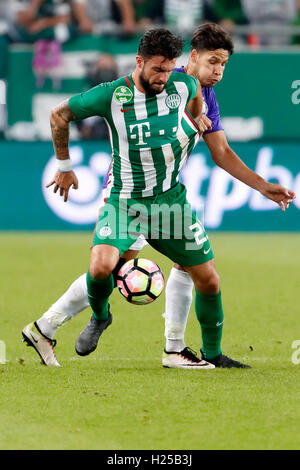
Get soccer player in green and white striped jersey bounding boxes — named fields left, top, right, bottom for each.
left=23, top=27, right=295, bottom=369
left=44, top=28, right=217, bottom=369
left=68, top=63, right=200, bottom=199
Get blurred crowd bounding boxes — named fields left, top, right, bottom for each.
left=0, top=1, right=298, bottom=130
left=0, top=0, right=300, bottom=140
left=0, top=0, right=300, bottom=47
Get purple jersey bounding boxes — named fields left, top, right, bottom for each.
left=102, top=166, right=110, bottom=189
left=173, top=66, right=223, bottom=135
left=102, top=66, right=222, bottom=189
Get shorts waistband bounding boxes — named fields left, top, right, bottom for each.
left=109, top=183, right=185, bottom=204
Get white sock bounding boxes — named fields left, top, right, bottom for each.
left=36, top=274, right=89, bottom=339
left=163, top=267, right=194, bottom=352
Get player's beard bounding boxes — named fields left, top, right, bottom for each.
left=140, top=69, right=165, bottom=97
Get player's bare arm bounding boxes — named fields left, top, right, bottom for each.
left=47, top=100, right=79, bottom=202
left=204, top=130, right=296, bottom=211
left=185, top=80, right=212, bottom=132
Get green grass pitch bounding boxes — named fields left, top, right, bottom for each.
left=0, top=232, right=299, bottom=450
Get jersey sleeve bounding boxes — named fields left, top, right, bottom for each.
left=68, top=82, right=112, bottom=120
left=204, top=89, right=223, bottom=135
left=185, top=75, right=199, bottom=102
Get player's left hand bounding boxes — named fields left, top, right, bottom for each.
left=261, top=183, right=296, bottom=211
left=46, top=170, right=79, bottom=203
left=196, top=114, right=212, bottom=133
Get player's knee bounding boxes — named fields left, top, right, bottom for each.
left=206, top=272, right=220, bottom=294
left=89, top=262, right=113, bottom=280
left=198, top=271, right=220, bottom=295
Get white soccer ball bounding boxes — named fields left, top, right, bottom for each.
left=117, top=258, right=165, bottom=305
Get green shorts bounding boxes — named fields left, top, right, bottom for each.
left=92, top=183, right=214, bottom=267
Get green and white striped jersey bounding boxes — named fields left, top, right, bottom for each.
left=69, top=72, right=200, bottom=198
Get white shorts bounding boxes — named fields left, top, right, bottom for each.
left=129, top=234, right=148, bottom=251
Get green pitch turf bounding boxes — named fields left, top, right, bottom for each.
left=0, top=232, right=299, bottom=450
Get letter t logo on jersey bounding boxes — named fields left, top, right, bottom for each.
left=129, top=122, right=150, bottom=146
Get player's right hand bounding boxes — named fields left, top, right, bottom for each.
left=260, top=182, right=296, bottom=212
left=197, top=114, right=212, bottom=133
left=46, top=170, right=79, bottom=203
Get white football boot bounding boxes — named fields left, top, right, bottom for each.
left=22, top=322, right=60, bottom=366
left=162, top=347, right=215, bottom=370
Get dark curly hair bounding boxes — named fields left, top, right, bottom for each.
left=191, top=23, right=234, bottom=55
left=138, top=29, right=185, bottom=60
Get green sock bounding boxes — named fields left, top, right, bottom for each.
left=195, top=289, right=224, bottom=359
left=86, top=271, right=114, bottom=321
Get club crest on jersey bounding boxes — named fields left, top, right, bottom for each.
left=202, top=100, right=208, bottom=115
left=165, top=93, right=181, bottom=109
left=113, top=86, right=133, bottom=104
left=99, top=225, right=112, bottom=237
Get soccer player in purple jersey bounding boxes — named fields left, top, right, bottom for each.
left=22, top=24, right=295, bottom=368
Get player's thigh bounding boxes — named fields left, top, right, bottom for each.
left=122, top=249, right=140, bottom=261
left=173, top=263, right=186, bottom=272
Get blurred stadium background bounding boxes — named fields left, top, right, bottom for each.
left=0, top=0, right=300, bottom=232
left=1, top=1, right=300, bottom=452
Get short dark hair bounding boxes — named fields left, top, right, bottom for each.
left=138, top=28, right=184, bottom=60
left=191, top=23, right=234, bottom=55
